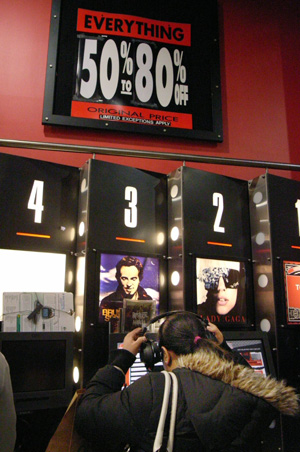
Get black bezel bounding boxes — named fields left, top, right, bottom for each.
left=0, top=331, right=74, bottom=412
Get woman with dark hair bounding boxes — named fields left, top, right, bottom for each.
left=75, top=312, right=299, bottom=452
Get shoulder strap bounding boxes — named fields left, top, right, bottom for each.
left=153, top=371, right=178, bottom=452
left=166, top=373, right=178, bottom=452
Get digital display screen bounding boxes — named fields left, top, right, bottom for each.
left=223, top=331, right=275, bottom=377
left=226, top=339, right=269, bottom=376
left=2, top=339, right=66, bottom=392
left=196, top=257, right=248, bottom=326
left=0, top=332, right=74, bottom=411
left=109, top=333, right=163, bottom=385
left=121, top=347, right=156, bottom=386
left=99, top=253, right=160, bottom=326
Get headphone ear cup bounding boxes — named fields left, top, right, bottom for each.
left=140, top=339, right=162, bottom=371
left=152, top=341, right=163, bottom=365
left=140, top=340, right=152, bottom=366
left=160, top=346, right=164, bottom=363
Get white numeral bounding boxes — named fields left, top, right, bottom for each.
left=28, top=180, right=44, bottom=223
left=295, top=199, right=300, bottom=236
left=213, top=192, right=225, bottom=233
left=100, top=39, right=119, bottom=100
left=135, top=43, right=153, bottom=103
left=124, top=186, right=137, bottom=228
left=80, top=39, right=97, bottom=98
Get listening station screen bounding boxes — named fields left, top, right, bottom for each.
left=109, top=333, right=163, bottom=385
left=223, top=331, right=275, bottom=377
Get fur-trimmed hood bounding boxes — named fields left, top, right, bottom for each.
left=177, top=349, right=299, bottom=416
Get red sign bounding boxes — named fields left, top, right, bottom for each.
left=283, top=261, right=300, bottom=324
left=71, top=101, right=193, bottom=129
left=77, top=9, right=191, bottom=46
left=43, top=1, right=222, bottom=141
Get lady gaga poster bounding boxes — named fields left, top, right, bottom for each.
left=196, top=257, right=247, bottom=326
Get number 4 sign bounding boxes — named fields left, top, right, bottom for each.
left=28, top=180, right=45, bottom=224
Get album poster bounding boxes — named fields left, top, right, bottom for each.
left=283, top=261, right=300, bottom=324
left=99, top=253, right=160, bottom=325
left=196, top=257, right=247, bottom=326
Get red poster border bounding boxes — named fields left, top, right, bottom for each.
left=283, top=260, right=300, bottom=324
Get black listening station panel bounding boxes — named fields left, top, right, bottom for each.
left=0, top=153, right=79, bottom=255
left=249, top=173, right=300, bottom=452
left=249, top=174, right=300, bottom=379
left=168, top=166, right=254, bottom=329
left=0, top=153, right=79, bottom=414
left=0, top=153, right=79, bottom=302
left=76, top=159, right=168, bottom=384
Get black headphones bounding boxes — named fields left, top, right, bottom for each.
left=140, top=310, right=217, bottom=371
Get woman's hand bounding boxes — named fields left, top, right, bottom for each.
left=123, top=327, right=147, bottom=356
left=207, top=322, right=224, bottom=345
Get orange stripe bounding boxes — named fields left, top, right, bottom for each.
left=207, top=241, right=232, bottom=247
left=291, top=245, right=300, bottom=250
left=17, top=232, right=51, bottom=239
left=116, top=237, right=145, bottom=243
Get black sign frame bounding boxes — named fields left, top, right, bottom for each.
left=43, top=0, right=223, bottom=142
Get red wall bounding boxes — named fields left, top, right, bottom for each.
left=0, top=0, right=299, bottom=181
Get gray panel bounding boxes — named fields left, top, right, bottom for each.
left=167, top=167, right=184, bottom=310
left=248, top=175, right=276, bottom=340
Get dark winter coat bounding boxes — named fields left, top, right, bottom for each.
left=75, top=346, right=299, bottom=452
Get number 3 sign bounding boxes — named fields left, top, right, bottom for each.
left=80, top=159, right=167, bottom=255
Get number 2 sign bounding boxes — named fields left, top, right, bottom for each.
left=168, top=166, right=252, bottom=259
